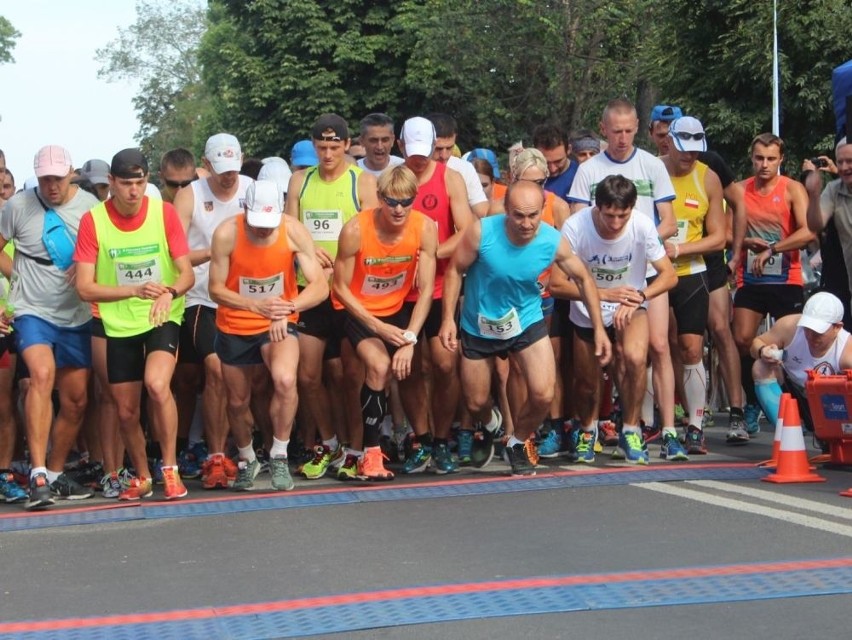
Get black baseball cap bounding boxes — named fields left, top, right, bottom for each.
left=110, top=148, right=149, bottom=179
left=311, top=113, right=350, bottom=141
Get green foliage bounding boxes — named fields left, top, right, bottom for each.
left=642, top=0, right=852, bottom=175
left=96, top=0, right=209, bottom=171
left=0, top=16, right=20, bottom=65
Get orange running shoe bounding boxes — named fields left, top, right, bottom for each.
left=357, top=446, right=394, bottom=481
left=162, top=466, right=188, bottom=500
left=525, top=435, right=540, bottom=466
left=223, top=456, right=238, bottom=480
left=202, top=453, right=230, bottom=489
left=118, top=477, right=153, bottom=501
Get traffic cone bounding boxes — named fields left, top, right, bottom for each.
left=758, top=393, right=789, bottom=469
left=762, top=398, right=826, bottom=484
left=841, top=487, right=852, bottom=498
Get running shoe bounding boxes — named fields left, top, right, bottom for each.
left=456, top=429, right=474, bottom=465
left=0, top=471, right=27, bottom=503
left=524, top=435, right=540, bottom=466
left=99, top=472, right=123, bottom=499
left=329, top=445, right=346, bottom=469
left=202, top=453, right=230, bottom=490
left=471, top=426, right=494, bottom=469
left=503, top=442, right=536, bottom=476
left=118, top=477, right=154, bottom=501
left=537, top=428, right=561, bottom=458
left=50, top=473, right=95, bottom=500
left=432, top=443, right=458, bottom=474
left=149, top=458, right=164, bottom=485
left=744, top=403, right=761, bottom=435
left=301, top=445, right=334, bottom=480
left=685, top=425, right=708, bottom=455
left=233, top=458, right=261, bottom=491
left=178, top=441, right=207, bottom=479
left=402, top=442, right=431, bottom=474
left=702, top=407, right=715, bottom=428
left=25, top=473, right=55, bottom=510
left=612, top=431, right=649, bottom=465
left=162, top=466, right=188, bottom=500
left=660, top=431, right=689, bottom=461
left=336, top=454, right=359, bottom=481
left=66, top=461, right=104, bottom=490
left=560, top=420, right=579, bottom=461
left=598, top=420, right=619, bottom=447
left=725, top=413, right=750, bottom=445
left=574, top=430, right=596, bottom=464
left=270, top=456, right=294, bottom=491
left=358, top=446, right=394, bottom=481
left=641, top=420, right=661, bottom=444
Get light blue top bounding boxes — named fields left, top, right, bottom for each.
left=461, top=214, right=560, bottom=340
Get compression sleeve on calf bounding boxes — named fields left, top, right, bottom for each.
left=754, top=378, right=783, bottom=425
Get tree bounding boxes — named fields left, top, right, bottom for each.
left=0, top=16, right=19, bottom=65
left=641, top=0, right=852, bottom=173
left=96, top=0, right=210, bottom=171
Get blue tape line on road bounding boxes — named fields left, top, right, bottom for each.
left=0, top=464, right=766, bottom=532
left=2, top=560, right=850, bottom=640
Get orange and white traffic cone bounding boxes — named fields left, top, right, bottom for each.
left=841, top=487, right=852, bottom=498
left=758, top=393, right=790, bottom=469
left=762, top=398, right=826, bottom=484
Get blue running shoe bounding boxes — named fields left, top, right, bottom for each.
left=179, top=442, right=207, bottom=479
left=457, top=429, right=474, bottom=466
left=432, top=443, right=458, bottom=474
left=574, top=430, right=596, bottom=464
left=537, top=428, right=561, bottom=458
left=402, top=443, right=431, bottom=474
left=684, top=425, right=708, bottom=455
left=660, top=431, right=689, bottom=461
left=613, top=431, right=649, bottom=465
left=0, top=471, right=27, bottom=503
left=744, top=403, right=761, bottom=435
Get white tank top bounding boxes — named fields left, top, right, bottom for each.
left=784, top=326, right=851, bottom=389
left=185, top=175, right=253, bottom=308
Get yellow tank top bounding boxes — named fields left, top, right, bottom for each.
left=670, top=161, right=709, bottom=276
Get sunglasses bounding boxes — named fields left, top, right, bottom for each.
left=382, top=195, right=415, bottom=208
left=672, top=131, right=705, bottom=141
left=164, top=176, right=197, bottom=189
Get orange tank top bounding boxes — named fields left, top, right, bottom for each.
left=216, top=214, right=299, bottom=335
left=347, top=208, right=424, bottom=317
left=537, top=191, right=558, bottom=298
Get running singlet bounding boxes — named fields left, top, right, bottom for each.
left=783, top=326, right=850, bottom=390
left=185, top=175, right=252, bottom=309
left=537, top=192, right=559, bottom=298
left=407, top=162, right=452, bottom=301
left=347, top=208, right=424, bottom=317
left=737, top=176, right=801, bottom=288
left=298, top=165, right=362, bottom=264
left=670, top=161, right=709, bottom=277
left=216, top=214, right=299, bottom=336
left=461, top=215, right=560, bottom=340
left=91, top=198, right=184, bottom=338
left=563, top=206, right=666, bottom=329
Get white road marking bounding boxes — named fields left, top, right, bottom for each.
left=635, top=482, right=852, bottom=539
left=686, top=480, right=852, bottom=521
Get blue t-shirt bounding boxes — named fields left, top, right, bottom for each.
left=544, top=161, right=579, bottom=204
left=461, top=215, right=560, bottom=340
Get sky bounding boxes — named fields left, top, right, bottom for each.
left=0, top=1, right=141, bottom=187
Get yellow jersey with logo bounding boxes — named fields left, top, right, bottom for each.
left=670, top=161, right=709, bottom=276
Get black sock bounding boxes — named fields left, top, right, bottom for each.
left=433, top=437, right=448, bottom=447
left=729, top=406, right=744, bottom=418
left=417, top=432, right=433, bottom=448
left=176, top=437, right=188, bottom=454
left=361, top=384, right=388, bottom=448
left=741, top=355, right=757, bottom=405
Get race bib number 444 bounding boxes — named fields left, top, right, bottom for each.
left=304, top=210, right=343, bottom=242
left=116, top=259, right=162, bottom=286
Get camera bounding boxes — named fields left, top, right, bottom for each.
left=810, top=157, right=828, bottom=168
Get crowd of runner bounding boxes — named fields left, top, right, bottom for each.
left=1, top=97, right=850, bottom=510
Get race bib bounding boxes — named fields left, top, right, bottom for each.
left=674, top=219, right=689, bottom=244
left=116, top=258, right=162, bottom=286
left=591, top=265, right=627, bottom=287
left=361, top=273, right=405, bottom=296
left=746, top=250, right=782, bottom=277
left=478, top=307, right=522, bottom=340
left=304, top=209, right=343, bottom=242
left=239, top=273, right=284, bottom=299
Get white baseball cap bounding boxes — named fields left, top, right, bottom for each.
left=400, top=117, right=436, bottom=158
left=245, top=180, right=283, bottom=229
left=204, top=133, right=242, bottom=173
left=797, top=292, right=845, bottom=333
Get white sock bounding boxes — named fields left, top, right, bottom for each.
left=270, top=437, right=289, bottom=458
left=507, top=435, right=523, bottom=448
left=323, top=436, right=339, bottom=451
left=237, top=443, right=257, bottom=464
left=46, top=469, right=61, bottom=483
left=683, top=362, right=707, bottom=429
left=31, top=466, right=47, bottom=480
left=641, top=365, right=655, bottom=426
